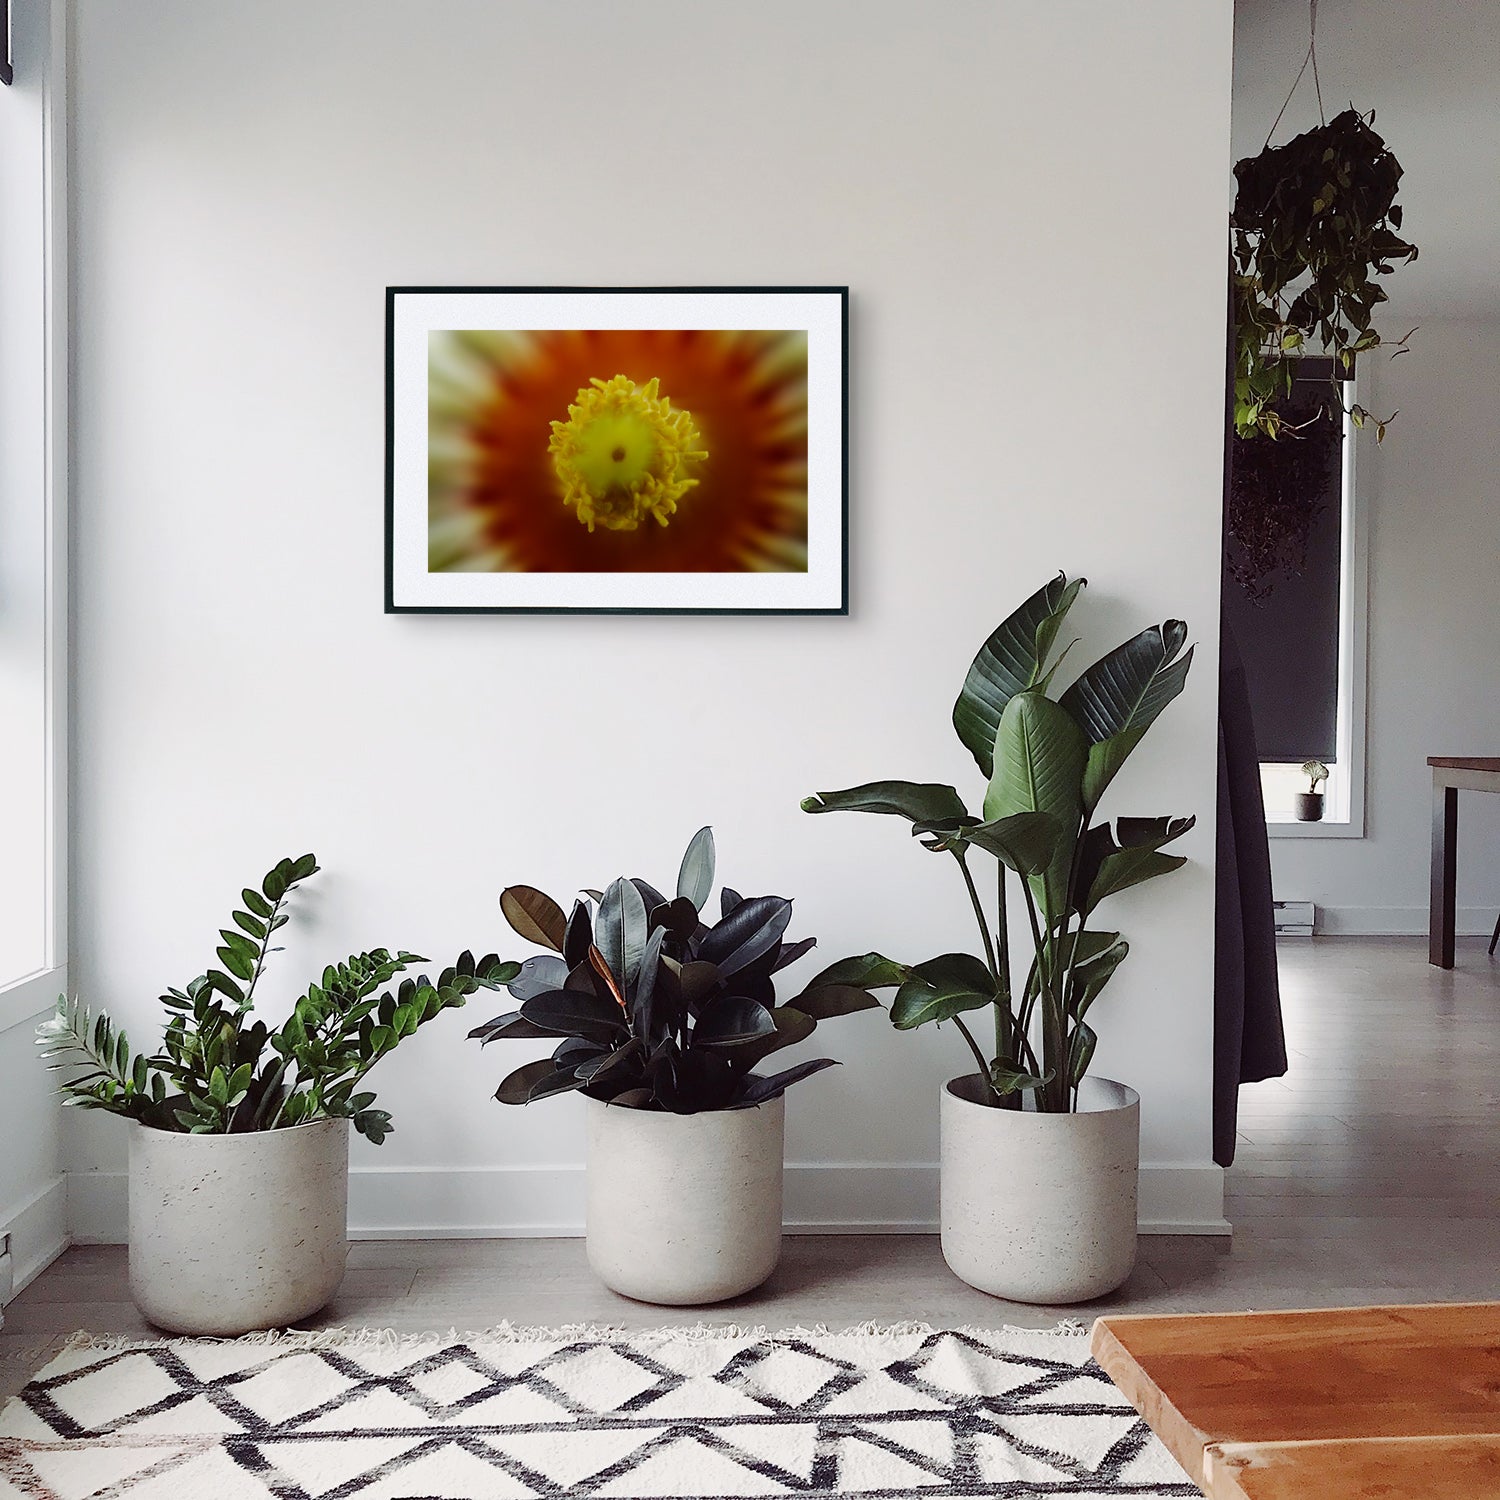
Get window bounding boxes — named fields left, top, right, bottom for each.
left=0, top=0, right=67, bottom=1025
left=1223, top=359, right=1368, bottom=837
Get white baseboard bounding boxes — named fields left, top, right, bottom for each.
left=1314, top=904, right=1496, bottom=936
left=1, top=1176, right=69, bottom=1302
left=66, top=1161, right=1228, bottom=1243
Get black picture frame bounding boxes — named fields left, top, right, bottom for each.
left=385, top=285, right=848, bottom=616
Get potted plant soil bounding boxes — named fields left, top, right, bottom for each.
left=37, top=855, right=507, bottom=1335
left=471, top=829, right=876, bottom=1305
left=803, top=573, right=1195, bottom=1304
left=1296, top=760, right=1329, bottom=821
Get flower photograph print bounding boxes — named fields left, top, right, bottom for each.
left=386, top=287, right=847, bottom=613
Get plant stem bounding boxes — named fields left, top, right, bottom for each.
left=955, top=851, right=998, bottom=980
left=950, top=1014, right=996, bottom=1101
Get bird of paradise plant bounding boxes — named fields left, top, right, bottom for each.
left=802, top=574, right=1195, bottom=1113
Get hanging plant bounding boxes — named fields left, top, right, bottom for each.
left=1233, top=105, right=1417, bottom=440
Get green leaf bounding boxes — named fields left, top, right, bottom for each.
left=242, top=888, right=273, bottom=919
left=960, top=811, right=1062, bottom=877
left=982, top=691, right=1087, bottom=915
left=499, top=886, right=568, bottom=952
left=989, top=1060, right=1054, bottom=1096
left=676, top=826, right=715, bottom=911
left=801, top=781, right=969, bottom=825
left=890, top=953, right=995, bottom=1030
left=1059, top=621, right=1193, bottom=812
left=232, top=910, right=267, bottom=939
left=805, top=952, right=911, bottom=991
left=952, top=573, right=1084, bottom=776
left=1078, top=816, right=1195, bottom=915
left=1067, top=1021, right=1098, bottom=1085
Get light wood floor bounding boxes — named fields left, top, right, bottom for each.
left=3, top=937, right=1495, bottom=1401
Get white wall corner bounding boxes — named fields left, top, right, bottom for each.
left=68, top=1161, right=1229, bottom=1244
left=1, top=1176, right=69, bottom=1302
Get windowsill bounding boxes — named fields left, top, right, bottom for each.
left=1265, top=816, right=1364, bottom=840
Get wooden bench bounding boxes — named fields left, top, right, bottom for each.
left=1091, top=1303, right=1500, bottom=1497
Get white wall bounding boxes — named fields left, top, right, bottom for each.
left=1270, top=323, right=1500, bottom=933
left=67, top=0, right=1234, bottom=1238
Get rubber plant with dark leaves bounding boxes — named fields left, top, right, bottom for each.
left=36, top=855, right=510, bottom=1144
left=802, top=574, right=1194, bottom=1114
left=470, top=829, right=879, bottom=1112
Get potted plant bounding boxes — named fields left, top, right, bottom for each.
left=802, top=574, right=1194, bottom=1303
left=1232, top=106, right=1416, bottom=442
left=36, top=854, right=507, bottom=1335
left=1296, top=760, right=1329, bottom=821
left=470, top=828, right=875, bottom=1305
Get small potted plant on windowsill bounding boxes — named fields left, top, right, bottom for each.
left=470, top=828, right=876, bottom=1306
left=36, top=855, right=508, bottom=1336
left=1296, top=760, right=1329, bottom=821
left=802, top=573, right=1194, bottom=1305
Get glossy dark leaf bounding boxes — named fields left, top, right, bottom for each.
left=500, top=886, right=568, bottom=952
left=518, top=989, right=629, bottom=1045
left=650, top=897, right=700, bottom=942
left=466, top=1010, right=553, bottom=1043
left=731, top=1004, right=817, bottom=1068
left=801, top=781, right=969, bottom=826
left=952, top=573, right=1084, bottom=776
left=595, top=877, right=649, bottom=989
left=505, top=954, right=570, bottom=1001
left=771, top=935, right=817, bottom=973
left=678, top=960, right=723, bottom=1016
left=494, top=1057, right=559, bottom=1104
left=631, top=878, right=668, bottom=914
left=721, top=887, right=743, bottom=919
left=694, top=993, right=776, bottom=1048
left=735, top=1057, right=839, bottom=1105
left=527, top=1067, right=593, bottom=1103
left=630, top=926, right=667, bottom=1032
left=562, top=899, right=592, bottom=970
left=698, top=895, right=792, bottom=978
left=676, top=826, right=716, bottom=910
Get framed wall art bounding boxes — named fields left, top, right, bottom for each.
left=385, top=285, right=847, bottom=614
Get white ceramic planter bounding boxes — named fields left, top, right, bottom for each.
left=940, top=1073, right=1140, bottom=1304
left=585, top=1094, right=784, bottom=1305
left=128, top=1118, right=350, bottom=1335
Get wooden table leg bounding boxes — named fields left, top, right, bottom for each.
left=1430, top=781, right=1457, bottom=968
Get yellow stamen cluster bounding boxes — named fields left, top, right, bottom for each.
left=548, top=374, right=707, bottom=533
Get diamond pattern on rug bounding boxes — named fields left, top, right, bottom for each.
left=0, top=1324, right=1199, bottom=1499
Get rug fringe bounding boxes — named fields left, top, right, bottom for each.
left=62, top=1317, right=1088, bottom=1355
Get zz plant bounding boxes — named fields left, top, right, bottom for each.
left=470, top=828, right=877, bottom=1112
left=802, top=574, right=1193, bottom=1114
left=37, top=855, right=509, bottom=1143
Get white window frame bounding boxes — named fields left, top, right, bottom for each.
left=1262, top=383, right=1369, bottom=840
left=0, top=0, right=67, bottom=1031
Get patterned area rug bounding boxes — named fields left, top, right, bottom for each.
left=0, top=1322, right=1196, bottom=1498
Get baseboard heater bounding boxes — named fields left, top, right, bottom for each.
left=1273, top=899, right=1316, bottom=937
